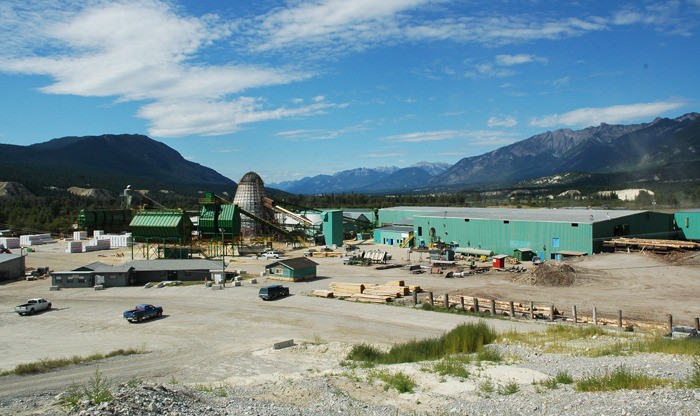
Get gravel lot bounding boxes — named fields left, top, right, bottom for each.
left=1, top=241, right=699, bottom=415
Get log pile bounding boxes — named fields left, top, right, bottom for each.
left=604, top=237, right=700, bottom=253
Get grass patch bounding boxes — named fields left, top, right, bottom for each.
left=1, top=346, right=146, bottom=376
left=498, top=379, right=520, bottom=395
left=368, top=369, right=417, bottom=393
left=536, top=370, right=574, bottom=390
left=428, top=355, right=471, bottom=380
left=575, top=366, right=670, bottom=392
left=588, top=336, right=700, bottom=357
left=347, top=322, right=497, bottom=364
left=478, top=377, right=495, bottom=396
left=58, top=367, right=112, bottom=408
left=194, top=383, right=228, bottom=397
left=476, top=347, right=502, bottom=364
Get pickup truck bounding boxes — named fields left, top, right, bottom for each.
left=15, top=298, right=52, bottom=315
left=261, top=251, right=281, bottom=259
left=123, top=304, right=163, bottom=323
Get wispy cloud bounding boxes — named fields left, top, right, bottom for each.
left=487, top=115, right=518, bottom=128
left=495, top=54, right=548, bottom=66
left=276, top=122, right=369, bottom=141
left=529, top=101, right=686, bottom=128
left=385, top=129, right=519, bottom=145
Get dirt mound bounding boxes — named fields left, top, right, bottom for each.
left=0, top=182, right=34, bottom=198
left=513, top=262, right=576, bottom=286
left=659, top=250, right=700, bottom=266
left=67, top=186, right=112, bottom=198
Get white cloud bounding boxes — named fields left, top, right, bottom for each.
left=529, top=101, right=686, bottom=128
left=487, top=115, right=518, bottom=128
left=495, top=54, right=547, bottom=66
left=0, top=1, right=316, bottom=138
left=384, top=129, right=519, bottom=145
left=275, top=122, right=369, bottom=141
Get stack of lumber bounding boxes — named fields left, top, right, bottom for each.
left=604, top=237, right=700, bottom=252
left=363, top=284, right=410, bottom=297
left=322, top=280, right=421, bottom=303
left=329, top=282, right=365, bottom=298
left=349, top=293, right=393, bottom=303
left=312, top=290, right=334, bottom=298
left=318, top=251, right=344, bottom=258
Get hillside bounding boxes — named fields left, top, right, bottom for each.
left=430, top=113, right=700, bottom=189
left=0, top=134, right=236, bottom=196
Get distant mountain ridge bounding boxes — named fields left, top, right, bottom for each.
left=271, top=113, right=699, bottom=194
left=270, top=162, right=450, bottom=194
left=0, top=134, right=236, bottom=196
left=430, top=113, right=700, bottom=188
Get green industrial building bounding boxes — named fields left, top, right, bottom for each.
left=265, top=257, right=318, bottom=281
left=376, top=207, right=677, bottom=258
left=675, top=209, right=700, bottom=241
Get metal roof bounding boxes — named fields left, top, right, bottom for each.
left=73, top=261, right=133, bottom=273
left=0, top=253, right=21, bottom=264
left=381, top=206, right=648, bottom=224
left=126, top=259, right=222, bottom=271
left=376, top=225, right=413, bottom=233
left=265, top=257, right=318, bottom=270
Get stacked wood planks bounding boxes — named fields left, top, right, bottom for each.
left=318, top=281, right=420, bottom=303
left=311, top=290, right=334, bottom=298
left=604, top=237, right=700, bottom=252
left=329, top=282, right=365, bottom=297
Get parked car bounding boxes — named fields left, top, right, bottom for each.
left=123, top=304, right=163, bottom=323
left=258, top=285, right=289, bottom=300
left=261, top=250, right=281, bottom=259
left=14, top=298, right=51, bottom=315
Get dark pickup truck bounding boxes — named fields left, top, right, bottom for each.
left=123, top=304, right=163, bottom=323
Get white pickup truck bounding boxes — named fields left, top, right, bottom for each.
left=261, top=251, right=281, bottom=259
left=15, top=298, right=52, bottom=315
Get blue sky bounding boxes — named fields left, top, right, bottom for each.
left=0, top=1, right=698, bottom=185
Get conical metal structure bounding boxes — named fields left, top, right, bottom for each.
left=233, top=171, right=268, bottom=236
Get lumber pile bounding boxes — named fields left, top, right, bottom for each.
left=322, top=280, right=420, bottom=303
left=312, top=251, right=344, bottom=258
left=363, top=285, right=410, bottom=297
left=329, top=282, right=365, bottom=297
left=349, top=293, right=393, bottom=303
left=604, top=237, right=700, bottom=253
left=312, top=290, right=334, bottom=298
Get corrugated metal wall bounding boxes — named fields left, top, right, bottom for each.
left=674, top=211, right=700, bottom=240
left=413, top=216, right=593, bottom=257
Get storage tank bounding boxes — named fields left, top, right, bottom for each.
left=233, top=172, right=268, bottom=236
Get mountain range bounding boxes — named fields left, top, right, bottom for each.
left=0, top=113, right=698, bottom=198
left=0, top=134, right=235, bottom=196
left=271, top=113, right=700, bottom=194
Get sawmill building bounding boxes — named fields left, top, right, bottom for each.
left=375, top=207, right=676, bottom=259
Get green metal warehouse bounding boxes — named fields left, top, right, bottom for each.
left=674, top=209, right=700, bottom=241
left=376, top=207, right=677, bottom=258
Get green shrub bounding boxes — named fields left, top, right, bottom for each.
left=368, top=370, right=417, bottom=393
left=575, top=367, right=669, bottom=392
left=347, top=322, right=497, bottom=364
left=431, top=356, right=471, bottom=379
left=498, top=380, right=520, bottom=395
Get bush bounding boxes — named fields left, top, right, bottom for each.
left=575, top=367, right=669, bottom=392
left=347, top=322, right=497, bottom=364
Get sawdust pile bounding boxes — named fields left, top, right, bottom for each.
left=513, top=262, right=576, bottom=286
